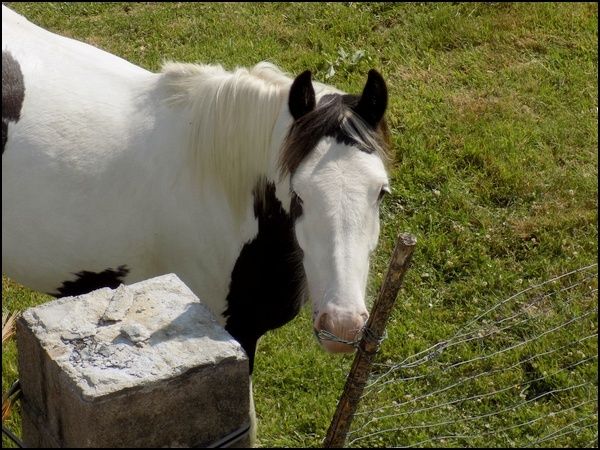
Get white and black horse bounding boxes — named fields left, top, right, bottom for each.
left=2, top=5, right=391, bottom=374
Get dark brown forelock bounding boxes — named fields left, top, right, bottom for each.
left=278, top=94, right=391, bottom=178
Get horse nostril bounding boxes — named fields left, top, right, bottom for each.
left=360, top=312, right=369, bottom=323
left=318, top=313, right=330, bottom=332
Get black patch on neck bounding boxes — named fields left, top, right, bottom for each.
left=289, top=191, right=304, bottom=220
left=52, top=265, right=130, bottom=297
left=2, top=51, right=25, bottom=154
left=279, top=93, right=389, bottom=177
left=224, top=181, right=307, bottom=373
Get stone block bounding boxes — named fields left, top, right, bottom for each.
left=16, top=273, right=250, bottom=448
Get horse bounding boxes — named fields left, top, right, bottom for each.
left=2, top=4, right=390, bottom=382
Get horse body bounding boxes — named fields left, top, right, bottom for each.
left=2, top=5, right=391, bottom=371
left=3, top=6, right=160, bottom=288
left=3, top=6, right=256, bottom=319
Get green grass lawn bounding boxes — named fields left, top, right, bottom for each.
left=2, top=2, right=597, bottom=448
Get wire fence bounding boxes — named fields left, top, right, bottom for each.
left=345, top=264, right=598, bottom=448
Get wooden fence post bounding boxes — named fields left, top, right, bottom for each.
left=323, top=232, right=417, bottom=448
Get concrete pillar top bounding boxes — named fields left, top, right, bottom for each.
left=21, top=273, right=247, bottom=401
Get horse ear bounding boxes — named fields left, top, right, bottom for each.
left=355, top=69, right=388, bottom=128
left=289, top=70, right=316, bottom=120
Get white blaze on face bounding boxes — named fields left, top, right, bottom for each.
left=292, top=136, right=389, bottom=352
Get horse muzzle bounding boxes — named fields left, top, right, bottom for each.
left=313, top=309, right=369, bottom=353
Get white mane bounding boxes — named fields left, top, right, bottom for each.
left=160, top=61, right=293, bottom=218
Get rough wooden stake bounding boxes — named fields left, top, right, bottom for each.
left=323, top=232, right=417, bottom=448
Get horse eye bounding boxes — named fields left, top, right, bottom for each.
left=378, top=186, right=391, bottom=202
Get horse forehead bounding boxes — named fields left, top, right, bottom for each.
left=294, top=137, right=388, bottom=189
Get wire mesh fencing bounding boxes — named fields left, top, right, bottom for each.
left=344, top=264, right=598, bottom=448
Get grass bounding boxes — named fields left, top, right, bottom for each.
left=2, top=2, right=598, bottom=448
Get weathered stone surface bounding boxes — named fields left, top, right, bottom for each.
left=17, top=273, right=251, bottom=448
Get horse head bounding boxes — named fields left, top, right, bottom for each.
left=280, top=69, right=390, bottom=353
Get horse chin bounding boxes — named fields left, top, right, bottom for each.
left=320, top=340, right=356, bottom=353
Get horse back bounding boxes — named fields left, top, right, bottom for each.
left=2, top=4, right=153, bottom=152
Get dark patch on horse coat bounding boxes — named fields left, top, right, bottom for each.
left=224, top=181, right=307, bottom=373
left=289, top=191, right=304, bottom=220
left=52, top=265, right=130, bottom=297
left=2, top=51, right=25, bottom=154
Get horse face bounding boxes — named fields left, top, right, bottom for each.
left=293, top=137, right=389, bottom=352
left=283, top=70, right=389, bottom=352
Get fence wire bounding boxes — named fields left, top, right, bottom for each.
left=346, top=264, right=598, bottom=448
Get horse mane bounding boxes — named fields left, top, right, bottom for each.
left=159, top=61, right=293, bottom=219
left=158, top=62, right=385, bottom=221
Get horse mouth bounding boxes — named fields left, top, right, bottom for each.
left=313, top=328, right=357, bottom=353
